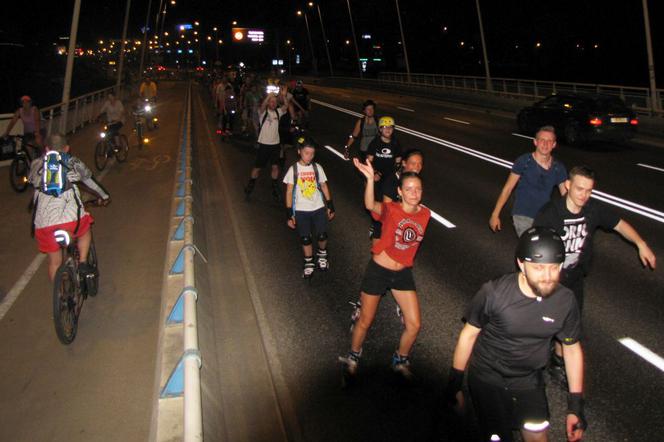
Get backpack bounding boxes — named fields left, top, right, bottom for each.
left=41, top=150, right=72, bottom=197
left=290, top=161, right=325, bottom=214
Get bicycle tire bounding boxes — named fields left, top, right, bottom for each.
left=52, top=264, right=78, bottom=344
left=95, top=140, right=109, bottom=171
left=86, top=239, right=99, bottom=297
left=115, top=135, right=129, bottom=163
left=9, top=156, right=30, bottom=192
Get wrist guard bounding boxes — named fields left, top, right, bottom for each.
left=326, top=200, right=335, bottom=213
left=286, top=207, right=294, bottom=220
left=444, top=367, right=464, bottom=404
left=567, top=393, right=588, bottom=431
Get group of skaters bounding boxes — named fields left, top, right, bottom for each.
left=209, top=77, right=657, bottom=440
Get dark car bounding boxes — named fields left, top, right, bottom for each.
left=517, top=93, right=638, bottom=146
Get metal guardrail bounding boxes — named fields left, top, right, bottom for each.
left=377, top=72, right=664, bottom=116
left=155, top=82, right=204, bottom=441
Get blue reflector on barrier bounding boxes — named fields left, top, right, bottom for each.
left=176, top=199, right=185, bottom=216
left=160, top=357, right=184, bottom=398
left=169, top=246, right=186, bottom=274
left=172, top=218, right=185, bottom=240
left=176, top=183, right=185, bottom=197
left=167, top=292, right=184, bottom=324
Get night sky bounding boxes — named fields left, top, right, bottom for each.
left=1, top=0, right=662, bottom=91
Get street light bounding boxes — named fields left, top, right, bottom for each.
left=394, top=0, right=411, bottom=83
left=474, top=0, right=493, bottom=92
left=309, top=2, right=334, bottom=76
left=297, top=10, right=318, bottom=75
left=345, top=0, right=363, bottom=79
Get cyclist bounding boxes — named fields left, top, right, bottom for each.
left=343, top=100, right=378, bottom=161
left=339, top=158, right=431, bottom=380
left=98, top=93, right=126, bottom=147
left=291, top=80, right=310, bottom=127
left=139, top=75, right=158, bottom=101
left=28, top=133, right=110, bottom=282
left=283, top=137, right=335, bottom=278
left=445, top=227, right=585, bottom=442
left=3, top=95, right=44, bottom=152
left=382, top=149, right=424, bottom=203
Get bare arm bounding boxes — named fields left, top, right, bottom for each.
left=489, top=172, right=521, bottom=232
left=558, top=181, right=568, bottom=196
left=452, top=323, right=481, bottom=370
left=614, top=220, right=656, bottom=269
left=353, top=158, right=382, bottom=215
left=259, top=94, right=271, bottom=114
left=346, top=119, right=362, bottom=149
left=321, top=181, right=331, bottom=201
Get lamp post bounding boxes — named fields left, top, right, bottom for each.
left=297, top=10, right=318, bottom=75
left=60, top=0, right=82, bottom=133
left=474, top=0, right=492, bottom=92
left=309, top=2, right=333, bottom=76
left=641, top=0, right=659, bottom=113
left=139, top=0, right=153, bottom=76
left=116, top=0, right=132, bottom=97
left=213, top=27, right=219, bottom=62
left=394, top=0, right=411, bottom=83
left=345, top=0, right=363, bottom=79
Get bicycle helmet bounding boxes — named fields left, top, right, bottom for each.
left=379, top=116, right=395, bottom=127
left=516, top=227, right=565, bottom=263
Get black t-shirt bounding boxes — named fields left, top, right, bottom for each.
left=534, top=197, right=620, bottom=284
left=382, top=172, right=400, bottom=201
left=367, top=137, right=402, bottom=178
left=466, top=273, right=581, bottom=389
left=292, top=87, right=310, bottom=110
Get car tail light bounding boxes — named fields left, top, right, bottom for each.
left=589, top=117, right=602, bottom=126
left=630, top=118, right=638, bottom=125
left=216, top=129, right=222, bottom=134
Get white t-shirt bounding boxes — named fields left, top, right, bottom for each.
left=257, top=106, right=287, bottom=145
left=283, top=162, right=327, bottom=212
left=100, top=100, right=125, bottom=124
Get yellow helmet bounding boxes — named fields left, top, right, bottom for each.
left=379, top=116, right=395, bottom=128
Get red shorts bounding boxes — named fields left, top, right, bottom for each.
left=35, top=215, right=93, bottom=253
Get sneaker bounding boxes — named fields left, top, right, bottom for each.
left=548, top=353, right=568, bottom=389
left=349, top=300, right=361, bottom=332
left=338, top=350, right=361, bottom=376
left=316, top=249, right=329, bottom=271
left=302, top=257, right=315, bottom=279
left=392, top=352, right=413, bottom=380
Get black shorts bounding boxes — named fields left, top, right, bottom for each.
left=255, top=143, right=281, bottom=168
left=295, top=207, right=328, bottom=237
left=468, top=373, right=550, bottom=441
left=360, top=259, right=416, bottom=295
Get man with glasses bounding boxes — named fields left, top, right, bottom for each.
left=489, top=125, right=568, bottom=236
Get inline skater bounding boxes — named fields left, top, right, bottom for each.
left=3, top=95, right=44, bottom=152
left=445, top=227, right=586, bottom=442
left=339, top=158, right=430, bottom=383
left=343, top=100, right=378, bottom=161
left=534, top=166, right=656, bottom=387
left=29, top=133, right=110, bottom=282
left=291, top=80, right=311, bottom=128
left=382, top=149, right=424, bottom=203
left=489, top=125, right=567, bottom=237
left=283, top=137, right=335, bottom=278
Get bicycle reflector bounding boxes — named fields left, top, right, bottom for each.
left=54, top=229, right=71, bottom=246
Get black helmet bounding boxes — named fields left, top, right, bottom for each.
left=516, top=227, right=565, bottom=264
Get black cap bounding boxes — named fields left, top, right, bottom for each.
left=516, top=227, right=565, bottom=264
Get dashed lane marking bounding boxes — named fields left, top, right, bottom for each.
left=619, top=338, right=664, bottom=373
left=637, top=163, right=664, bottom=173
left=444, top=117, right=470, bottom=125
left=397, top=106, right=415, bottom=112
left=512, top=132, right=534, bottom=140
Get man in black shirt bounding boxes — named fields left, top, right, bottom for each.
left=446, top=227, right=586, bottom=442
left=534, top=165, right=656, bottom=384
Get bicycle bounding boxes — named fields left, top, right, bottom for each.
left=7, top=135, right=39, bottom=192
left=142, top=98, right=159, bottom=130
left=95, top=123, right=128, bottom=171
left=52, top=225, right=99, bottom=345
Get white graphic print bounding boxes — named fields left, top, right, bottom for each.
left=561, top=216, right=588, bottom=269
left=376, top=147, right=393, bottom=158
left=394, top=218, right=425, bottom=250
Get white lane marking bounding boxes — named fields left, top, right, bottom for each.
left=637, top=163, right=664, bottom=173
left=0, top=254, right=46, bottom=321
left=619, top=338, right=664, bottom=373
left=323, top=145, right=350, bottom=161
left=0, top=159, right=11, bottom=168
left=0, top=150, right=115, bottom=322
left=313, top=98, right=664, bottom=224
left=398, top=106, right=415, bottom=112
left=512, top=132, right=534, bottom=140
left=429, top=210, right=456, bottom=228
left=444, top=117, right=470, bottom=125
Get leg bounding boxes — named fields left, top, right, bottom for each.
left=47, top=251, right=63, bottom=282
left=391, top=290, right=421, bottom=356
left=77, top=229, right=92, bottom=264
left=350, top=292, right=381, bottom=353
left=521, top=430, right=549, bottom=442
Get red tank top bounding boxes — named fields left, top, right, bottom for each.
left=371, top=202, right=431, bottom=267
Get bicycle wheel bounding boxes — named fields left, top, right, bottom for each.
left=52, top=264, right=78, bottom=344
left=115, top=135, right=129, bottom=163
left=95, top=140, right=109, bottom=171
left=86, top=239, right=99, bottom=297
left=9, top=156, right=30, bottom=192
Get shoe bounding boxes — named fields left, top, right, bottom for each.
left=316, top=249, right=329, bottom=271
left=338, top=350, right=361, bottom=376
left=349, top=300, right=361, bottom=332
left=302, top=258, right=315, bottom=279
left=78, top=262, right=95, bottom=279
left=392, top=352, right=413, bottom=380
left=548, top=353, right=568, bottom=389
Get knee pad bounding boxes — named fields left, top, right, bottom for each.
left=317, top=232, right=328, bottom=242
left=300, top=235, right=313, bottom=246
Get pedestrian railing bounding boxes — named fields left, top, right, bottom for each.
left=376, top=72, right=664, bottom=116
left=152, top=82, right=205, bottom=442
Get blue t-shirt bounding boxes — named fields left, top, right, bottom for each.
left=511, top=153, right=567, bottom=218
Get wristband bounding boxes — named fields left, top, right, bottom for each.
left=567, top=393, right=588, bottom=431
left=326, top=199, right=335, bottom=213
left=444, top=367, right=464, bottom=403
left=286, top=207, right=294, bottom=220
